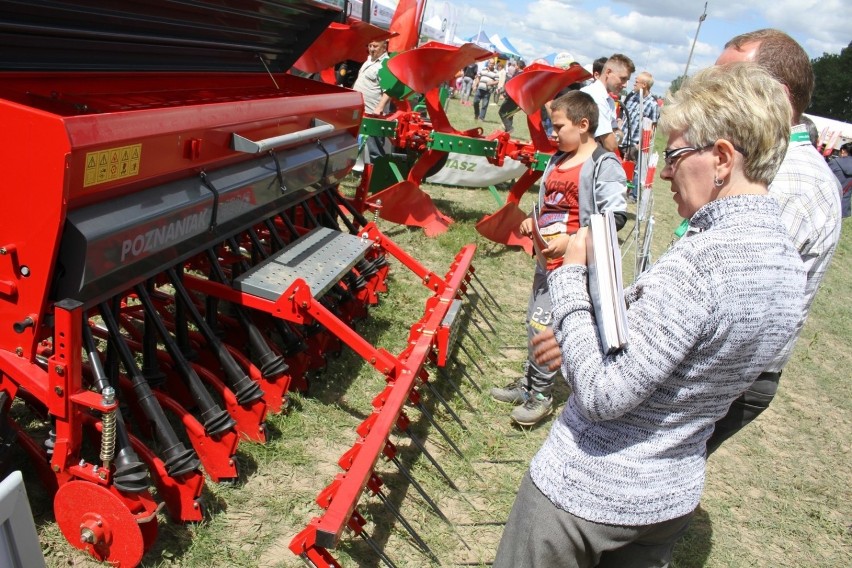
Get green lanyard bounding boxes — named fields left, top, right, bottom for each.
left=790, top=131, right=810, bottom=143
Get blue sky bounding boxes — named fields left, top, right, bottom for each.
left=448, top=0, right=849, bottom=94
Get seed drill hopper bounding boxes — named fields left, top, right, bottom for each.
left=0, top=1, right=479, bottom=565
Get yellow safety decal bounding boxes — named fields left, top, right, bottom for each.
left=83, top=144, right=142, bottom=187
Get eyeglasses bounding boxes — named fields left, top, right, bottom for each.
left=662, top=143, right=749, bottom=168
left=662, top=145, right=713, bottom=167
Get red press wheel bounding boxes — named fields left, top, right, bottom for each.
left=54, top=481, right=146, bottom=567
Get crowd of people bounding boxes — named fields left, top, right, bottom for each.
left=348, top=28, right=845, bottom=566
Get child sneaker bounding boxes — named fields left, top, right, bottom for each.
left=511, top=392, right=553, bottom=426
left=490, top=378, right=529, bottom=404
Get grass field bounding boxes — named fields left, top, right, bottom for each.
left=32, top=95, right=851, bottom=567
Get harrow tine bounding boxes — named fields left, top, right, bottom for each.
left=469, top=269, right=501, bottom=309
left=457, top=342, right=484, bottom=375
left=435, top=366, right=478, bottom=414
left=405, top=430, right=459, bottom=491
left=421, top=379, right=468, bottom=431
left=358, top=529, right=399, bottom=568
left=452, top=357, right=482, bottom=392
left=464, top=327, right=488, bottom=356
left=466, top=310, right=491, bottom=340
left=389, top=455, right=450, bottom=523
left=413, top=400, right=465, bottom=459
left=370, top=478, right=439, bottom=562
left=470, top=299, right=498, bottom=334
left=388, top=455, right=473, bottom=552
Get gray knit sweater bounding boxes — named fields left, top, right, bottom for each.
left=530, top=195, right=805, bottom=526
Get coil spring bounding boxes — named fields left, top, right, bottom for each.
left=372, top=199, right=382, bottom=224
left=100, top=387, right=117, bottom=468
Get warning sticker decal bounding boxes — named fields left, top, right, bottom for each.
left=84, top=144, right=142, bottom=187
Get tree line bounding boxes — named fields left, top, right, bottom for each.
left=668, top=41, right=850, bottom=124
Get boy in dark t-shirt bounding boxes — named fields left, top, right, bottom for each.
left=491, top=91, right=627, bottom=426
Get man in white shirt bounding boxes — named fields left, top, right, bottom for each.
left=580, top=54, right=635, bottom=152
left=352, top=40, right=391, bottom=162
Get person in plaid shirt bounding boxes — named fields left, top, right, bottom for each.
left=620, top=71, right=660, bottom=163
left=707, top=29, right=842, bottom=454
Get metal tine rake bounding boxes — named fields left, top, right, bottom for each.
left=434, top=364, right=478, bottom=414
left=384, top=442, right=449, bottom=523
left=347, top=510, right=402, bottom=568
left=400, top=417, right=459, bottom=492
left=367, top=474, right=440, bottom=563
left=465, top=309, right=493, bottom=341
left=462, top=324, right=488, bottom=356
left=410, top=390, right=465, bottom=459
left=456, top=342, right=485, bottom=376
left=445, top=354, right=482, bottom=393
left=421, top=378, right=468, bottom=431
left=383, top=441, right=473, bottom=552
left=468, top=268, right=501, bottom=310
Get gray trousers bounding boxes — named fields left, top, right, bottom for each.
left=706, top=370, right=781, bottom=455
left=494, top=472, right=694, bottom=568
left=525, top=264, right=558, bottom=395
left=364, top=135, right=387, bottom=164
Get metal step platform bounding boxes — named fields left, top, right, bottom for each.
left=233, top=227, right=372, bottom=300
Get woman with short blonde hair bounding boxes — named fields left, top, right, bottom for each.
left=494, top=61, right=806, bottom=568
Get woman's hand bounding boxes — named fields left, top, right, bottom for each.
left=563, top=227, right=589, bottom=266
left=531, top=328, right=562, bottom=372
left=542, top=234, right=570, bottom=259
left=519, top=217, right=535, bottom=237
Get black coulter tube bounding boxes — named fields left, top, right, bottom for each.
left=98, top=301, right=200, bottom=478
left=167, top=267, right=263, bottom=405
left=134, top=284, right=235, bottom=437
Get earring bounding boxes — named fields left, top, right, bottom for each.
left=713, top=176, right=724, bottom=188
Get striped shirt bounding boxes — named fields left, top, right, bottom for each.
left=531, top=195, right=805, bottom=526
left=764, top=124, right=841, bottom=371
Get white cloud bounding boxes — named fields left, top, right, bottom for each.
left=452, top=0, right=849, bottom=95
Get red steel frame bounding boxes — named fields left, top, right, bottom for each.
left=288, top=242, right=476, bottom=566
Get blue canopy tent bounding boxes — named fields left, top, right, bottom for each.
left=489, top=34, right=522, bottom=59
left=467, top=30, right=495, bottom=51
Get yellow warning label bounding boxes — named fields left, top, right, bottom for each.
left=83, top=144, right=142, bottom=188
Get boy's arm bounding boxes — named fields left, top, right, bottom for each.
left=595, top=155, right=628, bottom=230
